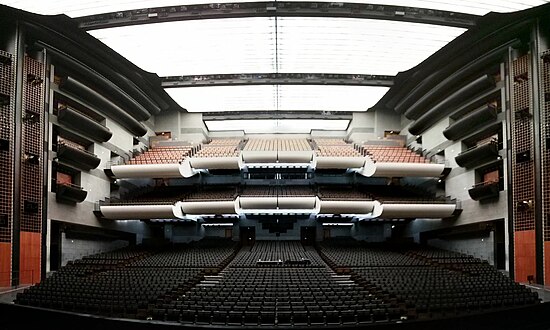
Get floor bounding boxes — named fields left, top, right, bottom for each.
left=0, top=285, right=30, bottom=304
left=525, top=284, right=550, bottom=303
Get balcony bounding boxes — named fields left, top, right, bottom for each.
left=55, top=182, right=87, bottom=203
left=468, top=181, right=500, bottom=201
left=57, top=142, right=101, bottom=171
left=57, top=106, right=112, bottom=142
left=455, top=140, right=499, bottom=168
left=443, top=105, right=498, bottom=141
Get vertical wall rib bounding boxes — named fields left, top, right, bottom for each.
left=0, top=50, right=15, bottom=287
left=511, top=54, right=537, bottom=283
left=540, top=49, right=550, bottom=284
left=19, top=56, right=45, bottom=284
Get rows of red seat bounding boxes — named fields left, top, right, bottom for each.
left=363, top=145, right=428, bottom=163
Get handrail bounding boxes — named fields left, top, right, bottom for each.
left=58, top=141, right=97, bottom=157
left=55, top=181, right=84, bottom=190
left=472, top=179, right=500, bottom=188
left=458, top=138, right=498, bottom=155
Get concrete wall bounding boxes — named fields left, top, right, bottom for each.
left=418, top=117, right=450, bottom=153
left=154, top=111, right=207, bottom=144
left=374, top=109, right=401, bottom=137
left=350, top=223, right=388, bottom=242
left=235, top=218, right=320, bottom=241
left=329, top=226, right=352, bottom=238
left=399, top=104, right=510, bottom=269
left=60, top=232, right=129, bottom=266
left=167, top=223, right=205, bottom=243
left=204, top=226, right=230, bottom=238
left=347, top=112, right=376, bottom=143
left=427, top=232, right=495, bottom=266
left=105, top=118, right=134, bottom=155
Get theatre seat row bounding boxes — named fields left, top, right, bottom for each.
left=15, top=238, right=239, bottom=319
left=154, top=240, right=405, bottom=326
left=114, top=185, right=440, bottom=205
left=124, top=139, right=432, bottom=165
left=15, top=238, right=535, bottom=326
left=317, top=239, right=540, bottom=320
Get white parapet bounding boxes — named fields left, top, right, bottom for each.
left=180, top=200, right=238, bottom=214
left=241, top=150, right=278, bottom=163
left=278, top=150, right=314, bottom=163
left=314, top=156, right=366, bottom=169
left=378, top=203, right=456, bottom=218
left=110, top=163, right=187, bottom=178
left=100, top=202, right=186, bottom=220
left=319, top=200, right=376, bottom=214
left=358, top=161, right=445, bottom=177
left=189, top=156, right=240, bottom=170
left=238, top=196, right=278, bottom=209
left=277, top=196, right=317, bottom=209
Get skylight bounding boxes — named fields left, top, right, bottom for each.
left=205, top=119, right=350, bottom=133
left=89, top=17, right=465, bottom=76
left=90, top=17, right=276, bottom=76
left=165, top=85, right=389, bottom=112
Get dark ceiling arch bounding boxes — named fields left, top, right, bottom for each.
left=161, top=73, right=394, bottom=88
left=75, top=1, right=479, bottom=30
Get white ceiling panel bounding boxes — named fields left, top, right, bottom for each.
left=90, top=17, right=276, bottom=76
left=90, top=17, right=463, bottom=76
left=276, top=17, right=464, bottom=75
left=166, top=85, right=277, bottom=112
left=165, top=85, right=389, bottom=112
left=205, top=119, right=350, bottom=133
left=276, top=85, right=389, bottom=111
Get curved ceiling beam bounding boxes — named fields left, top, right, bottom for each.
left=76, top=2, right=478, bottom=30
left=162, top=73, right=394, bottom=88
left=202, top=111, right=353, bottom=121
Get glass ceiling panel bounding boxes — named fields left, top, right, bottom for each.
left=166, top=85, right=277, bottom=112
left=165, top=85, right=389, bottom=112
left=89, top=17, right=463, bottom=76
left=276, top=17, right=464, bottom=75
left=205, top=119, right=350, bottom=133
left=90, top=18, right=275, bottom=76
left=1, top=0, right=548, bottom=17
left=276, top=85, right=389, bottom=111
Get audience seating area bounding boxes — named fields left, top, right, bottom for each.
left=107, top=184, right=447, bottom=206
left=230, top=241, right=324, bottom=267
left=12, top=237, right=542, bottom=327
left=120, top=138, right=438, bottom=170
left=14, top=238, right=238, bottom=319
left=313, top=139, right=362, bottom=157
left=155, top=240, right=403, bottom=326
left=317, top=239, right=540, bottom=320
left=194, top=138, right=243, bottom=158
left=241, top=186, right=315, bottom=197
left=318, top=186, right=373, bottom=200
left=243, top=138, right=312, bottom=151
left=127, top=145, right=194, bottom=164
left=183, top=187, right=238, bottom=201
left=362, top=145, right=428, bottom=163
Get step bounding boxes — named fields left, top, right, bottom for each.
left=204, top=275, right=223, bottom=280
